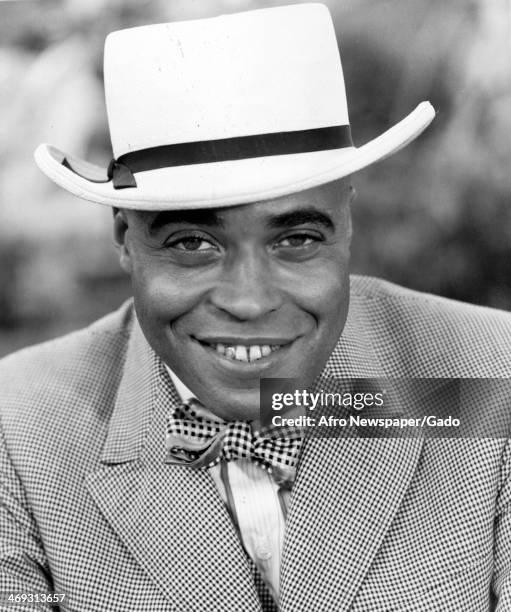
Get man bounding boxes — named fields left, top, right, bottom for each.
left=1, top=4, right=510, bottom=611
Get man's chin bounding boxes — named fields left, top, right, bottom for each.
left=195, top=387, right=261, bottom=422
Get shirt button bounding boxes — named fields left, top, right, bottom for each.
left=256, top=546, right=272, bottom=561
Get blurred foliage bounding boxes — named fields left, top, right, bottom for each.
left=0, top=0, right=510, bottom=357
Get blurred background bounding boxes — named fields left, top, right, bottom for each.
left=1, top=0, right=510, bottom=357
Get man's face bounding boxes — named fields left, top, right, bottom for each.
left=115, top=179, right=353, bottom=420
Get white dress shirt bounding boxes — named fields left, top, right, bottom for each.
left=166, top=367, right=285, bottom=601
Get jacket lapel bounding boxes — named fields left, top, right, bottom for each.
left=280, top=295, right=425, bottom=611
left=86, top=320, right=261, bottom=611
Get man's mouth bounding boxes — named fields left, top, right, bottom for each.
left=211, top=343, right=282, bottom=362
left=195, top=337, right=294, bottom=363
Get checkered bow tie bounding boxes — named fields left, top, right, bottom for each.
left=165, top=399, right=303, bottom=487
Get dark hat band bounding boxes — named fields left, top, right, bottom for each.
left=64, top=125, right=353, bottom=189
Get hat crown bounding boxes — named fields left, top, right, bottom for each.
left=104, top=3, right=350, bottom=159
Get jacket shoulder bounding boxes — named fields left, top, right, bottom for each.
left=0, top=301, right=134, bottom=437
left=350, top=275, right=511, bottom=377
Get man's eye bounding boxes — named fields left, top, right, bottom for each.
left=168, top=235, right=216, bottom=251
left=277, top=234, right=318, bottom=248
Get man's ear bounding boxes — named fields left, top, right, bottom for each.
left=112, top=207, right=132, bottom=274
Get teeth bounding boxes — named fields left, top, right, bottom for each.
left=249, top=345, right=262, bottom=361
left=235, top=345, right=249, bottom=361
left=212, top=343, right=282, bottom=362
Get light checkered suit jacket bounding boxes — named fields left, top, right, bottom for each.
left=1, top=275, right=511, bottom=611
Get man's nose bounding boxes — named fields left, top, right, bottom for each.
left=208, top=252, right=283, bottom=321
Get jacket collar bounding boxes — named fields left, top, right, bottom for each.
left=99, top=317, right=159, bottom=464
left=324, top=288, right=387, bottom=378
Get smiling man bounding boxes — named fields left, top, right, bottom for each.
left=1, top=4, right=511, bottom=612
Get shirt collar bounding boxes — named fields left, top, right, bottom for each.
left=165, top=365, right=196, bottom=404
left=165, top=365, right=231, bottom=425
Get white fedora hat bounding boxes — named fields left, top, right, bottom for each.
left=35, top=3, right=435, bottom=211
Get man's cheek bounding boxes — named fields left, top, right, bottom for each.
left=302, top=264, right=347, bottom=305
left=135, top=272, right=211, bottom=331
left=132, top=273, right=181, bottom=319
left=313, top=267, right=350, bottom=330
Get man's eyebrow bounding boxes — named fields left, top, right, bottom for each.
left=147, top=209, right=225, bottom=233
left=266, top=207, right=335, bottom=231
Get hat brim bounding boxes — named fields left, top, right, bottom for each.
left=34, top=102, right=434, bottom=211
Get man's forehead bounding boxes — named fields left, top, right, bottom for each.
left=129, top=178, right=352, bottom=232
left=141, top=208, right=337, bottom=235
